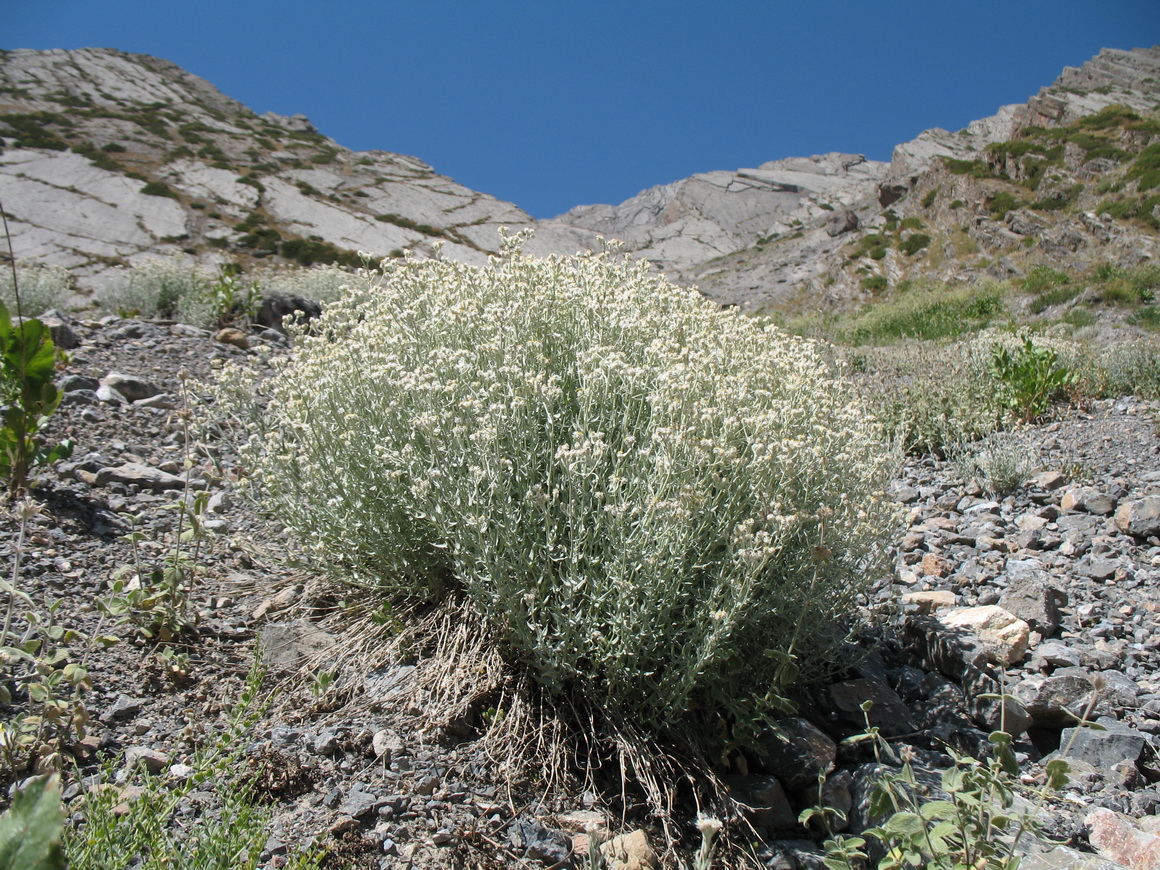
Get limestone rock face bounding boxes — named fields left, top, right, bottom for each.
left=3, top=45, right=1160, bottom=315
left=0, top=47, right=591, bottom=292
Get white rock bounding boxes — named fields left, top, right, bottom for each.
left=939, top=605, right=1031, bottom=665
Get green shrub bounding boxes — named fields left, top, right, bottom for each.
left=943, top=158, right=999, bottom=179
left=990, top=334, right=1075, bottom=421
left=1021, top=265, right=1070, bottom=295
left=228, top=238, right=897, bottom=748
left=987, top=191, right=1023, bottom=219
left=279, top=237, right=361, bottom=268
left=898, top=233, right=931, bottom=256
left=921, top=189, right=938, bottom=208
left=899, top=217, right=925, bottom=230
left=861, top=274, right=888, bottom=293
left=140, top=181, right=177, bottom=199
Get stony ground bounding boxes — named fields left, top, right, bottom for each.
left=4, top=312, right=1160, bottom=869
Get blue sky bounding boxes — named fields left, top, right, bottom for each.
left=6, top=1, right=1160, bottom=218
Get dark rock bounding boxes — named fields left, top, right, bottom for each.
left=94, top=462, right=185, bottom=492
left=1060, top=719, right=1149, bottom=769
left=339, top=789, right=380, bottom=819
left=1000, top=558, right=1066, bottom=635
left=99, top=372, right=163, bottom=402
left=256, top=291, right=323, bottom=334
left=1013, top=673, right=1096, bottom=726
left=507, top=817, right=570, bottom=865
left=728, top=775, right=797, bottom=830
left=754, top=717, right=837, bottom=791
left=830, top=678, right=915, bottom=737
left=1115, top=497, right=1160, bottom=539
left=106, top=695, right=144, bottom=721
left=906, top=615, right=989, bottom=681
left=963, top=666, right=1032, bottom=736
left=59, top=373, right=100, bottom=392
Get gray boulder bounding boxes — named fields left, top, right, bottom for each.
left=825, top=209, right=859, bottom=237
left=256, top=291, right=323, bottom=334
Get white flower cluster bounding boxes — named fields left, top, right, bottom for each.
left=222, top=235, right=899, bottom=738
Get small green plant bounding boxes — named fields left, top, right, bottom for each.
left=0, top=216, right=73, bottom=498
left=201, top=263, right=261, bottom=327
left=1, top=500, right=115, bottom=776
left=100, top=378, right=207, bottom=643
left=990, top=334, right=1075, bottom=421
left=807, top=699, right=1080, bottom=870
left=0, top=774, right=65, bottom=870
left=921, top=189, right=938, bottom=208
left=63, top=657, right=324, bottom=870
left=0, top=305, right=72, bottom=498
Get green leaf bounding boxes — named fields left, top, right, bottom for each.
left=883, top=811, right=925, bottom=837
left=1045, top=758, right=1070, bottom=791
left=918, top=800, right=957, bottom=821
left=0, top=774, right=66, bottom=870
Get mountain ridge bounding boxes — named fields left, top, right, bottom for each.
left=1, top=45, right=1159, bottom=311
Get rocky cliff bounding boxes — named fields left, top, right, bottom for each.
left=0, top=47, right=596, bottom=291
left=1, top=45, right=1159, bottom=309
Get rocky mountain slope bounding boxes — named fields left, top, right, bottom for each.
left=0, top=47, right=596, bottom=291
left=6, top=307, right=1160, bottom=870
left=686, top=46, right=1160, bottom=310
left=3, top=45, right=1158, bottom=311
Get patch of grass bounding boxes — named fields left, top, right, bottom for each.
left=1126, top=143, right=1160, bottom=192
left=841, top=283, right=1007, bottom=345
left=0, top=113, right=70, bottom=150
left=943, top=157, right=1000, bottom=179
left=898, top=233, right=932, bottom=256
left=1021, top=265, right=1070, bottom=295
left=861, top=274, right=888, bottom=293
left=987, top=191, right=1024, bottom=219
left=921, top=189, right=938, bottom=208
left=1093, top=263, right=1160, bottom=307
left=1061, top=306, right=1097, bottom=328
left=1129, top=306, right=1160, bottom=330
left=1029, top=284, right=1082, bottom=314
left=279, top=237, right=362, bottom=268
left=140, top=181, right=178, bottom=199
